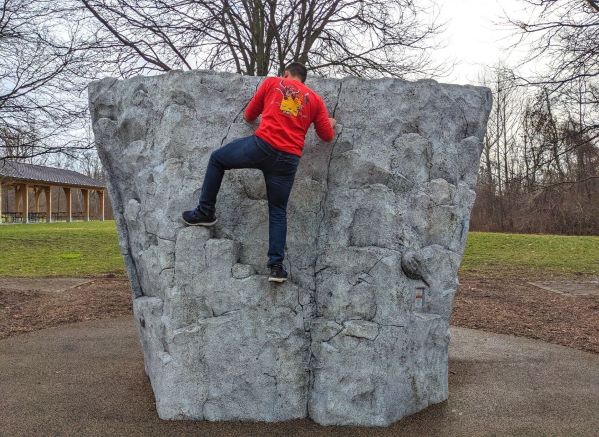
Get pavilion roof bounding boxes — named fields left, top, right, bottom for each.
left=0, top=161, right=105, bottom=189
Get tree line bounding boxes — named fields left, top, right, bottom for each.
left=471, top=0, right=598, bottom=234
left=471, top=65, right=598, bottom=235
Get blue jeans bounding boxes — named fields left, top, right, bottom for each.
left=198, top=135, right=300, bottom=266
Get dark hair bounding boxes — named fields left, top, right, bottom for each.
left=285, top=62, right=308, bottom=82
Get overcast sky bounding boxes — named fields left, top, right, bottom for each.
left=432, top=0, right=534, bottom=85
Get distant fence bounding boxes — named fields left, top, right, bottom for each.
left=1, top=212, right=88, bottom=224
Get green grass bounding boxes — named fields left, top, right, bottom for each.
left=461, top=231, right=599, bottom=275
left=0, top=222, right=597, bottom=278
left=0, top=221, right=124, bottom=277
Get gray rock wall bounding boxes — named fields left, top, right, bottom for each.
left=89, top=70, right=492, bottom=426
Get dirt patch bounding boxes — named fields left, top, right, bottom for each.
left=0, top=276, right=132, bottom=339
left=0, top=277, right=92, bottom=293
left=528, top=279, right=599, bottom=297
left=453, top=272, right=599, bottom=354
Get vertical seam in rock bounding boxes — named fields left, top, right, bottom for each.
left=332, top=81, right=343, bottom=117
left=305, top=79, right=344, bottom=415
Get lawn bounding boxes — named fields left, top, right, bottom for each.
left=0, top=222, right=597, bottom=277
left=461, top=231, right=599, bottom=276
left=0, top=221, right=124, bottom=277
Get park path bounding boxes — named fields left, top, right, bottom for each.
left=0, top=316, right=598, bottom=436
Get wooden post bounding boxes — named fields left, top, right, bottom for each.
left=98, top=190, right=105, bottom=221
left=45, top=187, right=52, bottom=223
left=34, top=188, right=41, bottom=212
left=15, top=185, right=21, bottom=213
left=63, top=187, right=72, bottom=222
left=0, top=181, right=3, bottom=224
left=83, top=189, right=90, bottom=221
left=23, top=183, right=29, bottom=224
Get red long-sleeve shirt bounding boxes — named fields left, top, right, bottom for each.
left=244, top=77, right=335, bottom=157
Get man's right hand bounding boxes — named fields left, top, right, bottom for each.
left=329, top=117, right=337, bottom=130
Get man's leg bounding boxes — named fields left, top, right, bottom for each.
left=197, top=135, right=274, bottom=216
left=264, top=155, right=300, bottom=267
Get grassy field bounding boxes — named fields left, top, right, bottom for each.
left=0, top=221, right=124, bottom=277
left=0, top=221, right=597, bottom=277
left=462, top=231, right=599, bottom=275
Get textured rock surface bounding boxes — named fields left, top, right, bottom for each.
left=89, top=70, right=492, bottom=426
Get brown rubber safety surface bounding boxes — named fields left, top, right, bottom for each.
left=0, top=316, right=598, bottom=436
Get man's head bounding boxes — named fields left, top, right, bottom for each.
left=283, top=62, right=307, bottom=83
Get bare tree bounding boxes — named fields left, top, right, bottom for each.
left=0, top=0, right=94, bottom=162
left=469, top=0, right=599, bottom=235
left=72, top=0, right=444, bottom=79
left=471, top=70, right=599, bottom=235
left=507, top=0, right=598, bottom=134
left=474, top=66, right=523, bottom=228
left=0, top=126, right=41, bottom=163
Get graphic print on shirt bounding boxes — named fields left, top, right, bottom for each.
left=277, top=80, right=309, bottom=118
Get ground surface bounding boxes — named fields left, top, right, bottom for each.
left=1, top=224, right=598, bottom=433
left=453, top=272, right=599, bottom=354
left=0, top=276, right=130, bottom=339
left=0, top=316, right=597, bottom=436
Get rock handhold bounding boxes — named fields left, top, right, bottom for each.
left=89, top=70, right=492, bottom=426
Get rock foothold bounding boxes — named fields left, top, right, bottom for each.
left=89, top=70, right=492, bottom=426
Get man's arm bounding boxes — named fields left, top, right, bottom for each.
left=244, top=78, right=273, bottom=122
left=314, top=98, right=335, bottom=142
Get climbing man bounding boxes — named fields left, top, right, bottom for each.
left=182, top=62, right=336, bottom=283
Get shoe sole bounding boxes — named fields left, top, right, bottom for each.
left=183, top=218, right=218, bottom=227
left=268, top=276, right=287, bottom=283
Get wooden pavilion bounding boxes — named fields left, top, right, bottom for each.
left=0, top=161, right=106, bottom=224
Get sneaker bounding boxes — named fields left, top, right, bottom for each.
left=182, top=207, right=217, bottom=226
left=268, top=263, right=288, bottom=283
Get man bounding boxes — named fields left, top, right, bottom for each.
left=182, top=62, right=336, bottom=283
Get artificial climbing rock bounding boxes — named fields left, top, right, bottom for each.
left=89, top=70, right=492, bottom=426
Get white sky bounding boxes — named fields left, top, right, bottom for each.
left=431, top=0, right=534, bottom=85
